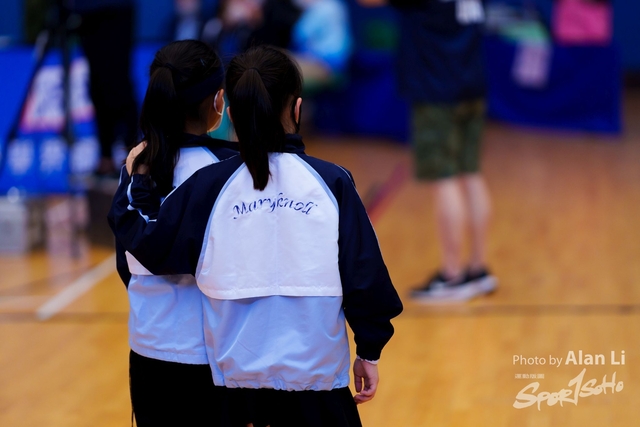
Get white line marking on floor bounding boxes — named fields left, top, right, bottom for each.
left=35, top=253, right=117, bottom=321
left=0, top=296, right=44, bottom=309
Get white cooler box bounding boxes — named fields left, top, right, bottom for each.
left=0, top=197, right=44, bottom=253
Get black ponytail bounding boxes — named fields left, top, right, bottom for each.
left=135, top=65, right=182, bottom=195
left=226, top=46, right=303, bottom=191
left=134, top=40, right=224, bottom=196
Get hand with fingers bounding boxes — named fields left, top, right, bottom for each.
left=353, top=357, right=379, bottom=404
left=126, top=141, right=148, bottom=175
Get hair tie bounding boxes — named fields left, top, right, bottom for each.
left=247, top=67, right=261, bottom=74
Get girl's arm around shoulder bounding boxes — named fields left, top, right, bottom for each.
left=107, top=166, right=177, bottom=274
left=108, top=156, right=244, bottom=276
left=107, top=168, right=200, bottom=275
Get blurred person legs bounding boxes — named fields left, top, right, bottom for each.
left=410, top=100, right=496, bottom=302
left=356, top=0, right=490, bottom=303
left=76, top=4, right=138, bottom=176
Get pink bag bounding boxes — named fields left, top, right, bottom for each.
left=553, top=0, right=612, bottom=45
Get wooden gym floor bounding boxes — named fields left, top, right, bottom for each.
left=1, top=93, right=639, bottom=426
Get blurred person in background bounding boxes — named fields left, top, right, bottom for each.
left=197, top=0, right=271, bottom=58
left=358, top=0, right=496, bottom=302
left=66, top=0, right=138, bottom=176
left=169, top=0, right=211, bottom=42
left=250, top=0, right=302, bottom=49
left=168, top=0, right=264, bottom=49
left=202, top=0, right=351, bottom=90
left=289, top=0, right=352, bottom=91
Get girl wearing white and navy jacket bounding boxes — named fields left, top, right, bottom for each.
left=108, top=40, right=238, bottom=427
left=110, top=45, right=403, bottom=427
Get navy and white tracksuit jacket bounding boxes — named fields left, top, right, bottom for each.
left=109, top=134, right=403, bottom=391
left=110, top=134, right=238, bottom=365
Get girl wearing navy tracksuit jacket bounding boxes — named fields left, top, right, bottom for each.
left=110, top=45, right=403, bottom=427
left=109, top=40, right=237, bottom=426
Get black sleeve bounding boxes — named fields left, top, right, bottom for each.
left=107, top=173, right=198, bottom=275
left=109, top=166, right=134, bottom=287
left=299, top=155, right=403, bottom=361
left=337, top=175, right=403, bottom=360
left=115, top=239, right=132, bottom=287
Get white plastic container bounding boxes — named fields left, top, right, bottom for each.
left=0, top=196, right=44, bottom=253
